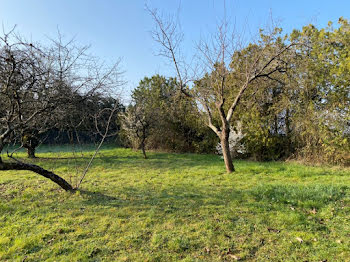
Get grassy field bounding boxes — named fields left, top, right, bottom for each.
left=0, top=146, right=349, bottom=261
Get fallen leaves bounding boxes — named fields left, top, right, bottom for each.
left=226, top=248, right=241, bottom=260
left=204, top=247, right=241, bottom=260
left=296, top=237, right=303, bottom=243
left=227, top=254, right=241, bottom=260
left=309, top=208, right=317, bottom=214
left=267, top=227, right=281, bottom=233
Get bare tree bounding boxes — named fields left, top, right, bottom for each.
left=149, top=8, right=295, bottom=172
left=0, top=29, right=123, bottom=191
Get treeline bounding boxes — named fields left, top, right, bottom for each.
left=0, top=30, right=123, bottom=160
left=122, top=18, right=349, bottom=165
left=5, top=89, right=124, bottom=158
left=121, top=75, right=217, bottom=157
left=1, top=19, right=348, bottom=166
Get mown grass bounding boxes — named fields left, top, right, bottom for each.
left=0, top=145, right=349, bottom=261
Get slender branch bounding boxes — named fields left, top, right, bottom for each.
left=76, top=101, right=119, bottom=189
left=147, top=6, right=193, bottom=98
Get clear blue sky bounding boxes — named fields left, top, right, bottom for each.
left=0, top=0, right=348, bottom=101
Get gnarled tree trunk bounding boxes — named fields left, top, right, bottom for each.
left=0, top=154, right=74, bottom=192
left=21, top=133, right=39, bottom=159
left=26, top=146, right=36, bottom=158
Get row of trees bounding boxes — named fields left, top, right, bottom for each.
left=0, top=29, right=123, bottom=190
left=121, top=14, right=349, bottom=171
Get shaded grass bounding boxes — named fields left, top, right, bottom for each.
left=0, top=146, right=349, bottom=261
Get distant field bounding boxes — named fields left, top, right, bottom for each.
left=0, top=146, right=349, bottom=261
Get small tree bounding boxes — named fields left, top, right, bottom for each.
left=149, top=8, right=296, bottom=172
left=122, top=105, right=153, bottom=159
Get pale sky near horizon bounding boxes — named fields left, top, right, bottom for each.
left=0, top=0, right=348, bottom=102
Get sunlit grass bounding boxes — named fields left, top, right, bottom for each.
left=0, top=145, right=349, bottom=261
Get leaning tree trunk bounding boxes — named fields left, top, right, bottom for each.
left=221, top=131, right=235, bottom=173
left=140, top=139, right=147, bottom=159
left=0, top=157, right=74, bottom=192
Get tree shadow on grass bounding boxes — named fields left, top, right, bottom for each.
left=79, top=189, right=119, bottom=202
left=34, top=157, right=91, bottom=160
left=92, top=154, right=224, bottom=171
left=65, top=182, right=349, bottom=260
left=77, top=183, right=348, bottom=216
left=78, top=185, right=246, bottom=212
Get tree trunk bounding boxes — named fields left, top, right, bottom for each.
left=27, top=146, right=36, bottom=158
left=0, top=160, right=74, bottom=192
left=285, top=108, right=291, bottom=156
left=221, top=134, right=235, bottom=173
left=0, top=142, right=4, bottom=164
left=140, top=140, right=147, bottom=159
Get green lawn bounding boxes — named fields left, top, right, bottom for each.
left=0, top=146, right=349, bottom=261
